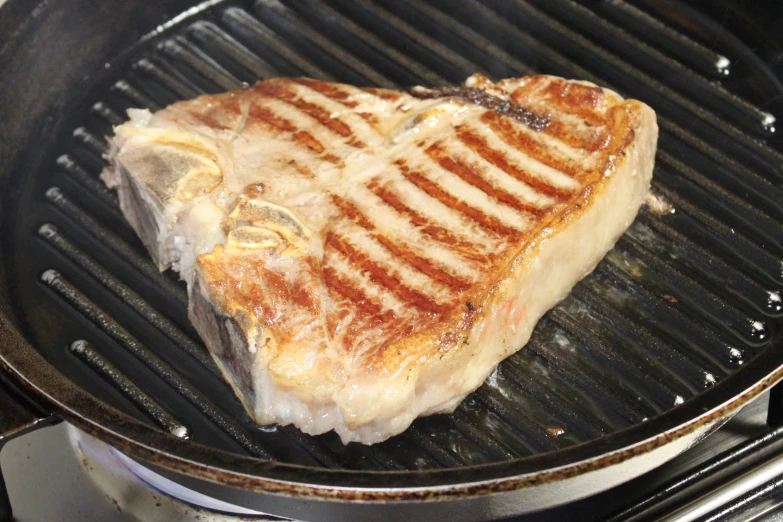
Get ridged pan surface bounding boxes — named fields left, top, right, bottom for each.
left=4, top=0, right=783, bottom=481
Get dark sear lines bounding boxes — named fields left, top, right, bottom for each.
left=408, top=85, right=551, bottom=131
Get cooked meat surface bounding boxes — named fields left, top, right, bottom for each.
left=102, top=74, right=657, bottom=444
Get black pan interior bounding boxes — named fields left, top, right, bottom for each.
left=2, top=0, right=783, bottom=473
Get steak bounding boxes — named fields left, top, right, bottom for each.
left=102, top=74, right=658, bottom=444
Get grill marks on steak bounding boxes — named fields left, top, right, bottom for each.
left=273, top=80, right=590, bottom=322
left=330, top=194, right=474, bottom=292
left=104, top=74, right=657, bottom=443
left=364, top=179, right=490, bottom=263
left=454, top=126, right=578, bottom=201
left=252, top=81, right=368, bottom=148
left=424, top=142, right=552, bottom=218
left=395, top=159, right=525, bottom=240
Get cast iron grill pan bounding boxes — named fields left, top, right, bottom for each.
left=6, top=0, right=783, bottom=472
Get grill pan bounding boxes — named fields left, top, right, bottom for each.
left=2, top=0, right=783, bottom=519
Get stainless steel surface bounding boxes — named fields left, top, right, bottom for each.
left=2, top=424, right=131, bottom=522
left=1, top=423, right=278, bottom=522
left=659, top=452, right=783, bottom=522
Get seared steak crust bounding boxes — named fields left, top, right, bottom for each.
left=103, top=75, right=657, bottom=444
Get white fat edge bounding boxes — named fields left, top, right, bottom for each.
left=173, top=199, right=228, bottom=285
left=100, top=140, right=123, bottom=189
left=125, top=108, right=153, bottom=128
left=114, top=124, right=221, bottom=158
left=101, top=109, right=154, bottom=188
left=250, top=358, right=347, bottom=436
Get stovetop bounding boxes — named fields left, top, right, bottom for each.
left=3, top=1, right=783, bottom=520
left=2, top=390, right=781, bottom=522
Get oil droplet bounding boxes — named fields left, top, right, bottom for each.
left=485, top=368, right=500, bottom=389
left=715, top=55, right=731, bottom=76
left=674, top=395, right=685, bottom=405
left=750, top=320, right=768, bottom=343
left=762, top=113, right=776, bottom=134
left=547, top=426, right=565, bottom=437
left=644, top=191, right=675, bottom=215
left=705, top=373, right=717, bottom=386
left=768, top=292, right=782, bottom=314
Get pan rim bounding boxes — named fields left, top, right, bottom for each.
left=2, top=306, right=782, bottom=500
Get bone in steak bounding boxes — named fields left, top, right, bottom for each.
left=101, top=74, right=658, bottom=444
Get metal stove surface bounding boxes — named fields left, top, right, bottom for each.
left=1, top=392, right=780, bottom=522
left=3, top=425, right=276, bottom=522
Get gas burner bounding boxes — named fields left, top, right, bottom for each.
left=70, top=426, right=282, bottom=521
